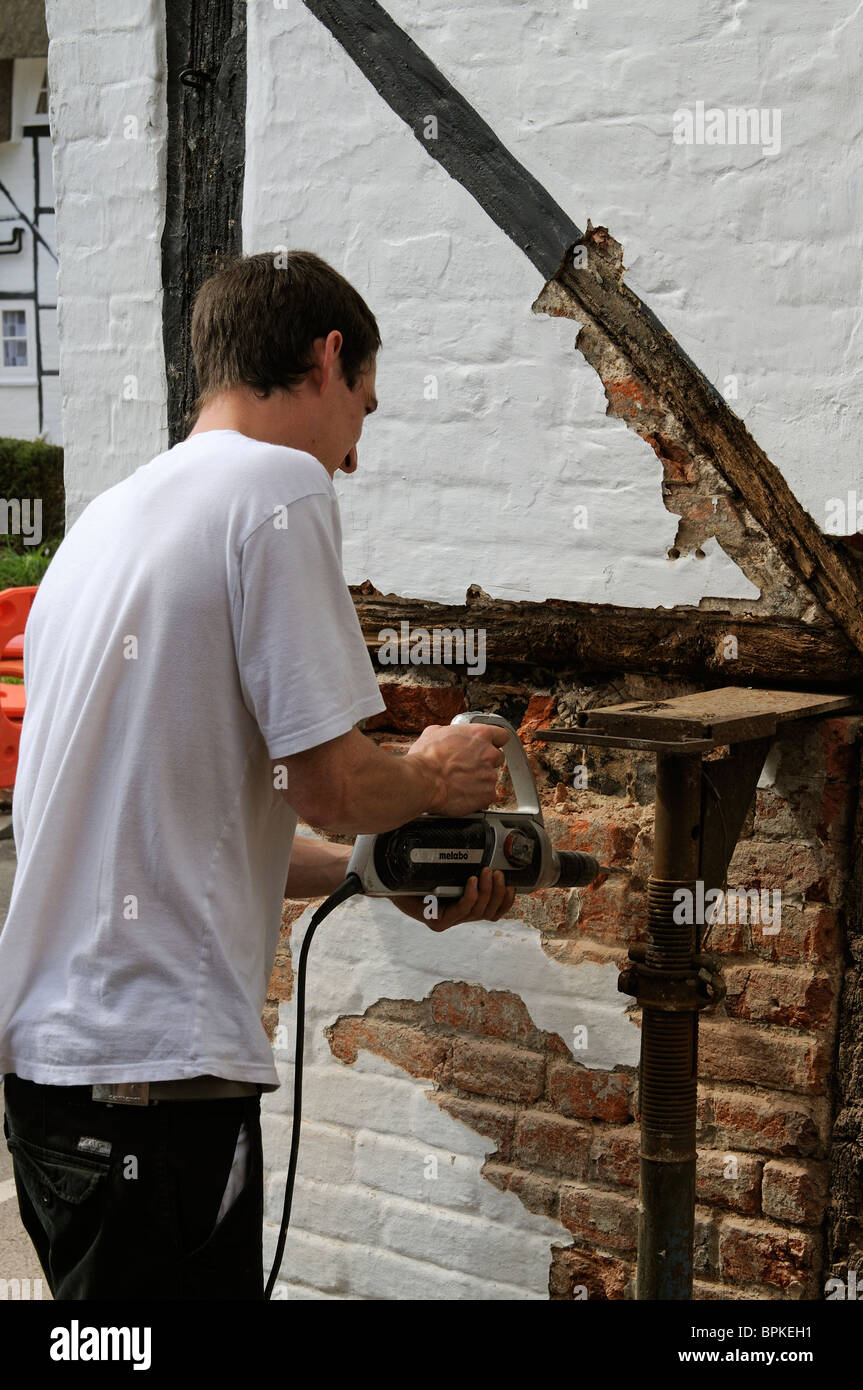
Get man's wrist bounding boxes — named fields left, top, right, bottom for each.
left=405, top=749, right=447, bottom=815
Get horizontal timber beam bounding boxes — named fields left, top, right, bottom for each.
left=350, top=583, right=863, bottom=688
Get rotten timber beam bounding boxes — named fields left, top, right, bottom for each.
left=350, top=584, right=863, bottom=689
left=537, top=226, right=863, bottom=660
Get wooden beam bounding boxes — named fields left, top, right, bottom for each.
left=350, top=583, right=863, bottom=688
left=540, top=228, right=863, bottom=659
left=161, top=0, right=246, bottom=446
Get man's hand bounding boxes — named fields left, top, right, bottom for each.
left=405, top=723, right=509, bottom=817
left=391, top=866, right=515, bottom=933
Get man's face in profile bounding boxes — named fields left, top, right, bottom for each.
left=336, top=355, right=378, bottom=475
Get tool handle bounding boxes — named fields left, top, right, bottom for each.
left=450, top=710, right=540, bottom=815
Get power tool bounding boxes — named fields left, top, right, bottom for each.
left=346, top=711, right=606, bottom=897
left=265, top=710, right=608, bottom=1298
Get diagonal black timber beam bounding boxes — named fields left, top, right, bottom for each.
left=308, top=1, right=863, bottom=656
left=304, top=0, right=723, bottom=406
left=161, top=0, right=247, bottom=446
left=302, top=0, right=582, bottom=283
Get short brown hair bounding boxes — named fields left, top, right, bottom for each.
left=189, top=250, right=381, bottom=420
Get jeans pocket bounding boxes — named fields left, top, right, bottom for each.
left=7, top=1132, right=112, bottom=1222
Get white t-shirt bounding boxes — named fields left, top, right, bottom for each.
left=0, top=430, right=386, bottom=1089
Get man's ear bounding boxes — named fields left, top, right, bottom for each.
left=308, top=332, right=340, bottom=395
left=318, top=330, right=344, bottom=395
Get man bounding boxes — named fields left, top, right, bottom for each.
left=0, top=250, right=513, bottom=1300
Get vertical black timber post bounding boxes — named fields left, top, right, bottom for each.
left=161, top=0, right=247, bottom=446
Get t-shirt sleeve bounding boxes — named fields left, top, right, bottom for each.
left=233, top=491, right=386, bottom=758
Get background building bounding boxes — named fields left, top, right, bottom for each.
left=0, top=1, right=59, bottom=444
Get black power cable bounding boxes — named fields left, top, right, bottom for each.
left=264, top=872, right=363, bottom=1300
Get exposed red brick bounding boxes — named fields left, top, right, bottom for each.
left=268, top=904, right=301, bottom=1001
left=559, top=1184, right=639, bottom=1255
left=433, top=1094, right=517, bottom=1160
left=645, top=432, right=698, bottom=482
left=429, top=981, right=534, bottom=1042
left=698, top=1018, right=830, bottom=1095
left=693, top=1279, right=780, bottom=1301
left=567, top=874, right=641, bottom=946
left=451, top=1037, right=545, bottom=1103
left=697, top=913, right=746, bottom=955
left=327, top=1017, right=449, bottom=1079
left=752, top=901, right=841, bottom=966
left=365, top=997, right=427, bottom=1025
left=722, top=963, right=837, bottom=1030
left=606, top=374, right=653, bottom=422
left=482, top=1162, right=559, bottom=1220
left=515, top=884, right=570, bottom=937
left=728, top=840, right=843, bottom=905
left=548, top=1060, right=635, bottom=1123
left=261, top=1000, right=279, bottom=1043
left=693, top=1205, right=721, bottom=1278
left=547, top=809, right=641, bottom=867
left=701, top=1086, right=829, bottom=1159
left=363, top=682, right=467, bottom=733
left=762, top=1159, right=829, bottom=1227
left=695, top=1149, right=762, bottom=1215
left=589, top=1126, right=640, bottom=1188
left=718, top=1217, right=820, bottom=1293
left=517, top=695, right=557, bottom=742
left=514, top=1110, right=591, bottom=1180
left=818, top=718, right=862, bottom=840
left=549, top=1245, right=632, bottom=1300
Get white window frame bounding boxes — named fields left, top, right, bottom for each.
left=10, top=60, right=51, bottom=140
left=0, top=301, right=37, bottom=386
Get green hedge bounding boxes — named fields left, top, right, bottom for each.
left=0, top=436, right=64, bottom=587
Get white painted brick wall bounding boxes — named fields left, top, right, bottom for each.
left=245, top=0, right=862, bottom=606
left=262, top=870, right=638, bottom=1298
left=49, top=0, right=862, bottom=570
left=45, top=0, right=168, bottom=526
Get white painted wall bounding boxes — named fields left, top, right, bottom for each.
left=264, top=829, right=640, bottom=1300
left=50, top=0, right=862, bottom=585
left=45, top=0, right=168, bottom=526
left=245, top=0, right=861, bottom=606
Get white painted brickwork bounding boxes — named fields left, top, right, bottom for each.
left=45, top=0, right=168, bottom=527
left=263, top=844, right=638, bottom=1299
left=245, top=0, right=862, bottom=607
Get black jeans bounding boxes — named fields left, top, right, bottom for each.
left=2, top=1074, right=265, bottom=1300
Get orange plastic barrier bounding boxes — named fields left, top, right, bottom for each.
left=0, top=586, right=38, bottom=788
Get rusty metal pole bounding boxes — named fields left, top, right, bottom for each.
left=636, top=752, right=702, bottom=1299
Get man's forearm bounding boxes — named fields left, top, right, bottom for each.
left=281, top=720, right=505, bottom=837
left=284, top=835, right=352, bottom=899
left=283, top=726, right=446, bottom=836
